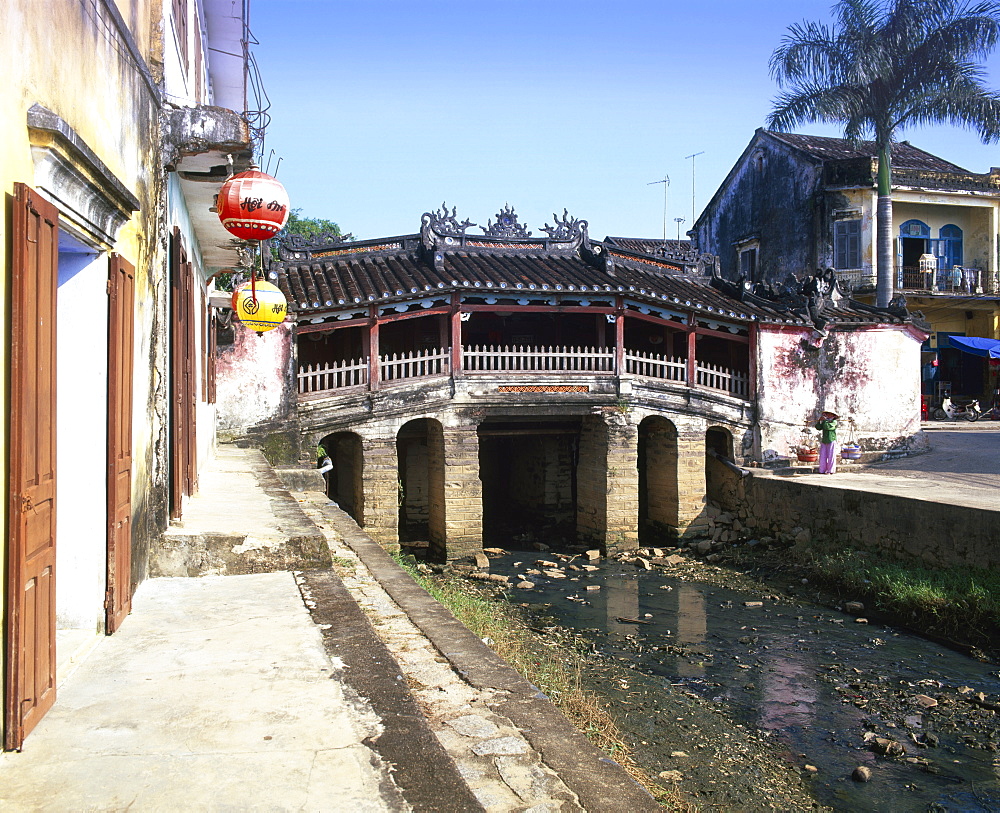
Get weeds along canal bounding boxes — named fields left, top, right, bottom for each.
left=484, top=550, right=1000, bottom=812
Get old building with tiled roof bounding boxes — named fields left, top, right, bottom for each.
left=216, top=205, right=928, bottom=562
left=693, top=129, right=1000, bottom=407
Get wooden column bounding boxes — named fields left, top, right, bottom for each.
left=367, top=307, right=380, bottom=391
left=614, top=296, right=625, bottom=376
left=450, top=293, right=464, bottom=378
left=686, top=316, right=697, bottom=387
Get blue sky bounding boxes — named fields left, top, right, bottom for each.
left=250, top=0, right=1000, bottom=241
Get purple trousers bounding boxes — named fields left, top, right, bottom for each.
left=818, top=442, right=837, bottom=474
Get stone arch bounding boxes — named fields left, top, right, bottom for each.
left=638, top=415, right=678, bottom=544
left=397, top=418, right=446, bottom=560
left=478, top=417, right=580, bottom=549
left=318, top=431, right=364, bottom=525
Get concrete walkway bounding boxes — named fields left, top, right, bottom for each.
left=6, top=425, right=988, bottom=810
left=0, top=446, right=655, bottom=812
left=774, top=425, right=1000, bottom=512
left=0, top=572, right=403, bottom=811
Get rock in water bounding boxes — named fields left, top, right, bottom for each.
left=852, top=765, right=872, bottom=782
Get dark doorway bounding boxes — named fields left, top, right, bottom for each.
left=638, top=416, right=678, bottom=545
left=478, top=420, right=580, bottom=548
left=705, top=427, right=735, bottom=508
left=901, top=237, right=927, bottom=268
left=319, top=432, right=363, bottom=524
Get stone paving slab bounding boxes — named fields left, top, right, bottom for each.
left=298, top=494, right=660, bottom=813
left=0, top=572, right=404, bottom=812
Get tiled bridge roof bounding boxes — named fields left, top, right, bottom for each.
left=267, top=206, right=917, bottom=332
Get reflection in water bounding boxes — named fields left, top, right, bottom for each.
left=675, top=585, right=707, bottom=677
left=604, top=574, right=638, bottom=633
left=757, top=647, right=818, bottom=733
left=490, top=554, right=1000, bottom=812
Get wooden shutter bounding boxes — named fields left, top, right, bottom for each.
left=169, top=229, right=197, bottom=520
left=5, top=183, right=59, bottom=750
left=106, top=254, right=135, bottom=633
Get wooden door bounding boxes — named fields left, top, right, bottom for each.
left=5, top=183, right=59, bottom=750
left=169, top=230, right=197, bottom=518
left=182, top=260, right=197, bottom=495
left=106, top=254, right=135, bottom=633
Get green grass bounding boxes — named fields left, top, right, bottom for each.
left=802, top=548, right=1000, bottom=643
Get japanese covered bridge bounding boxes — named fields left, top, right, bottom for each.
left=219, top=205, right=924, bottom=560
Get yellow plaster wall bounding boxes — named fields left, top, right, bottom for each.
left=0, top=0, right=165, bottom=743
left=893, top=197, right=999, bottom=276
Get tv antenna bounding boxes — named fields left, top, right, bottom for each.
left=647, top=175, right=669, bottom=242
left=685, top=152, right=704, bottom=226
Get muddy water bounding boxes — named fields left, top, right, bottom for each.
left=489, top=554, right=1000, bottom=811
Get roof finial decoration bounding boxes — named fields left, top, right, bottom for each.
left=424, top=202, right=476, bottom=236
left=482, top=204, right=532, bottom=238
left=540, top=208, right=587, bottom=242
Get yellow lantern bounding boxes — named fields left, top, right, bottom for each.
left=231, top=279, right=287, bottom=334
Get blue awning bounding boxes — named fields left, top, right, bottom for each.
left=947, top=335, right=1000, bottom=359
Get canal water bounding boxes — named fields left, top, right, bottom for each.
left=487, top=553, right=1000, bottom=812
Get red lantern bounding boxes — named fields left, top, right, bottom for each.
left=216, top=168, right=290, bottom=240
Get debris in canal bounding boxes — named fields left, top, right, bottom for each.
left=467, top=543, right=1000, bottom=811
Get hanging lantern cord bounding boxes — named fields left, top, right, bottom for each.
left=250, top=242, right=259, bottom=304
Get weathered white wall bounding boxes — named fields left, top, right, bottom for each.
left=167, top=174, right=217, bottom=473
left=216, top=321, right=294, bottom=435
left=55, top=245, right=108, bottom=631
left=757, top=326, right=924, bottom=459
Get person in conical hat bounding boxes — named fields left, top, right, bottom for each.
left=814, top=410, right=839, bottom=473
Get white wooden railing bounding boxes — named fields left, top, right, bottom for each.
left=380, top=347, right=450, bottom=381
left=298, top=346, right=750, bottom=400
left=624, top=350, right=686, bottom=383
left=298, top=358, right=368, bottom=394
left=696, top=361, right=749, bottom=398
left=463, top=344, right=614, bottom=373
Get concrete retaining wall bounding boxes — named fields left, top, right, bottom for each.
left=731, top=473, right=1000, bottom=570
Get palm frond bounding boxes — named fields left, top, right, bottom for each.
left=768, top=0, right=1000, bottom=149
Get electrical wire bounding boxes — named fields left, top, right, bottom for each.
left=242, top=20, right=272, bottom=166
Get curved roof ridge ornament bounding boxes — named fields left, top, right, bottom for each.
left=482, top=204, right=532, bottom=238
left=273, top=230, right=354, bottom=261
left=421, top=202, right=477, bottom=248
left=540, top=208, right=588, bottom=244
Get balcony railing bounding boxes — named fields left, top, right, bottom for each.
left=298, top=358, right=368, bottom=394
left=624, top=350, right=686, bottom=382
left=835, top=265, right=995, bottom=295
left=898, top=266, right=982, bottom=294
left=463, top=344, right=614, bottom=373
left=832, top=266, right=876, bottom=293
left=299, top=344, right=751, bottom=402
left=696, top=361, right=749, bottom=398
left=381, top=347, right=450, bottom=381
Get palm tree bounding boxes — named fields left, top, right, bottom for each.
left=768, top=0, right=1000, bottom=307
